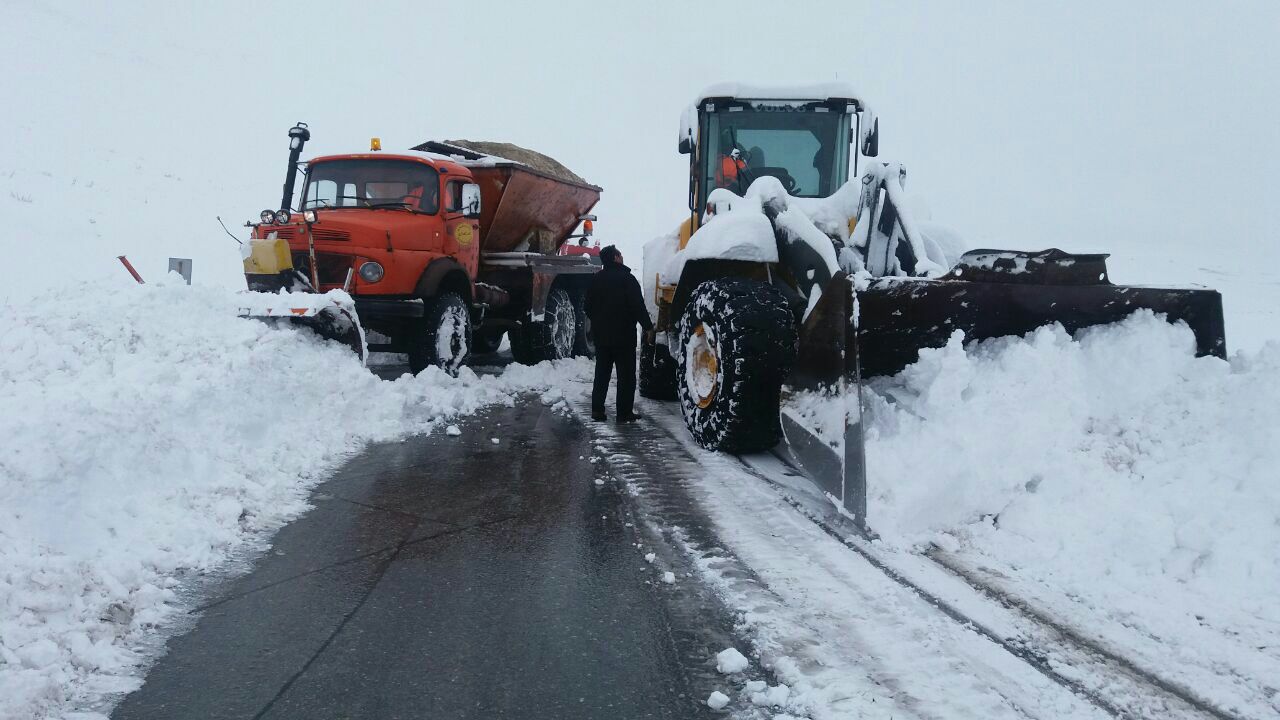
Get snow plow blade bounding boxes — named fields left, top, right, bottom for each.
left=780, top=250, right=1226, bottom=528
left=779, top=272, right=868, bottom=527
left=237, top=295, right=368, bottom=365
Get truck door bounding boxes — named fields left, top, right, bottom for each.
left=442, top=177, right=480, bottom=277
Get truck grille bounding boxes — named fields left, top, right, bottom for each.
left=257, top=227, right=350, bottom=242
left=292, top=252, right=353, bottom=287
left=312, top=228, right=351, bottom=242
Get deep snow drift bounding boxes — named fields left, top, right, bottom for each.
left=863, top=312, right=1280, bottom=712
left=0, top=279, right=589, bottom=720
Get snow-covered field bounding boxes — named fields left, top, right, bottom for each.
left=0, top=279, right=586, bottom=720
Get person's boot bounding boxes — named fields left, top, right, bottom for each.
left=616, top=411, right=642, bottom=423
left=591, top=409, right=607, bottom=422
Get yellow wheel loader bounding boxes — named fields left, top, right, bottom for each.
left=641, top=83, right=1226, bottom=527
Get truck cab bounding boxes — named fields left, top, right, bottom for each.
left=243, top=127, right=602, bottom=374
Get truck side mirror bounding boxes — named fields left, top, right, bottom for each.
left=862, top=118, right=880, bottom=158
left=461, top=183, right=482, bottom=218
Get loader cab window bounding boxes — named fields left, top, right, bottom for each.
left=700, top=102, right=851, bottom=211
left=302, top=159, right=439, bottom=213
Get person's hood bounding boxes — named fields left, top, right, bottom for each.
left=602, top=261, right=632, bottom=273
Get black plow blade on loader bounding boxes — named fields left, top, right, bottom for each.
left=779, top=249, right=1226, bottom=529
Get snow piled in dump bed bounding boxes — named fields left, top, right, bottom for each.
left=0, top=279, right=589, bottom=720
left=866, top=312, right=1280, bottom=667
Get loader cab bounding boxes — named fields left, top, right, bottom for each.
left=680, top=88, right=878, bottom=223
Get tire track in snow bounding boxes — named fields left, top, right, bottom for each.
left=584, top=399, right=1110, bottom=720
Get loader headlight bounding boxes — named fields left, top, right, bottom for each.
left=358, top=261, right=384, bottom=283
left=260, top=209, right=275, bottom=224
left=303, top=209, right=317, bottom=223
left=274, top=209, right=292, bottom=225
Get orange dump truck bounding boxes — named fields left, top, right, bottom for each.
left=241, top=124, right=602, bottom=372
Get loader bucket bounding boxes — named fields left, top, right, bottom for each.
left=779, top=272, right=868, bottom=527
left=855, top=249, right=1227, bottom=378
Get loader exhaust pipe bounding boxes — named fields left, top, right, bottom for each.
left=280, top=122, right=311, bottom=214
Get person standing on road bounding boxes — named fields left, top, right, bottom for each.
left=584, top=245, right=654, bottom=423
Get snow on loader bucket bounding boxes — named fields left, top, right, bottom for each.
left=779, top=252, right=1227, bottom=529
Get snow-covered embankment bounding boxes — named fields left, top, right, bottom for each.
left=865, top=312, right=1280, bottom=712
left=0, top=279, right=587, bottom=719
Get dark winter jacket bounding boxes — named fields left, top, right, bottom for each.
left=584, top=261, right=654, bottom=348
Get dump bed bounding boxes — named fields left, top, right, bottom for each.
left=415, top=140, right=601, bottom=254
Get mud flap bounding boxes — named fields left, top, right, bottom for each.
left=779, top=272, right=868, bottom=527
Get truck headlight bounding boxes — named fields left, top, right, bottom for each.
left=274, top=209, right=292, bottom=225
left=358, top=261, right=384, bottom=283
left=303, top=209, right=317, bottom=223
left=260, top=209, right=275, bottom=224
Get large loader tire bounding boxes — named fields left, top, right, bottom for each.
left=677, top=278, right=796, bottom=452
left=510, top=287, right=576, bottom=365
left=407, top=292, right=471, bottom=375
left=639, top=333, right=678, bottom=400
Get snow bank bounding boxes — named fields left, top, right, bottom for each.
left=866, top=311, right=1280, bottom=651
left=0, top=279, right=589, bottom=720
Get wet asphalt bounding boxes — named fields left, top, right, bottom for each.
left=111, top=360, right=723, bottom=719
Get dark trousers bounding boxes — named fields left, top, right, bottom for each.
left=592, top=344, right=637, bottom=416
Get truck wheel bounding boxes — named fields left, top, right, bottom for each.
left=472, top=328, right=505, bottom=355
left=677, top=278, right=796, bottom=452
left=408, top=292, right=471, bottom=375
left=639, top=333, right=677, bottom=400
left=572, top=293, right=594, bottom=358
left=510, top=287, right=576, bottom=365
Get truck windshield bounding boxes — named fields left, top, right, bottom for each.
left=302, top=159, right=440, bottom=213
left=701, top=105, right=850, bottom=207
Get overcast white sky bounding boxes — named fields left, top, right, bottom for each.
left=2, top=0, right=1278, bottom=331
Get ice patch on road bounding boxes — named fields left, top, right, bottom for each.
left=0, top=280, right=591, bottom=720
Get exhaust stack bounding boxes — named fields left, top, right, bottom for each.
left=280, top=122, right=311, bottom=214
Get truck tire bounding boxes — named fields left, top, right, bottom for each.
left=408, top=292, right=472, bottom=375
left=510, top=287, right=576, bottom=365
left=639, top=333, right=678, bottom=400
left=572, top=293, right=594, bottom=358
left=676, top=278, right=796, bottom=452
left=472, top=328, right=505, bottom=355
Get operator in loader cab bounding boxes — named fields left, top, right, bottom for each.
left=585, top=245, right=654, bottom=423
left=715, top=130, right=748, bottom=192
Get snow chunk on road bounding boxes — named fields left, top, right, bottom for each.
left=714, top=647, right=749, bottom=674
left=750, top=683, right=791, bottom=707
left=661, top=571, right=676, bottom=584
left=0, top=280, right=592, bottom=720
left=705, top=690, right=730, bottom=710
left=445, top=425, right=462, bottom=436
